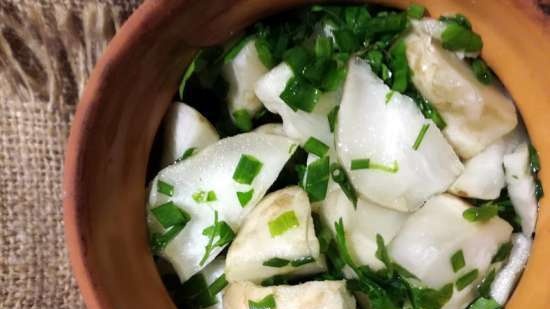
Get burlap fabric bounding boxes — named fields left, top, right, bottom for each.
left=0, top=1, right=141, bottom=307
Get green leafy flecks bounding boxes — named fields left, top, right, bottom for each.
left=200, top=211, right=235, bottom=266
left=305, top=156, right=330, bottom=202
left=330, top=163, right=358, bottom=207
left=268, top=210, right=300, bottom=237
left=237, top=189, right=254, bottom=207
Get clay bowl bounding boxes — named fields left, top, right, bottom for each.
left=63, top=0, right=550, bottom=308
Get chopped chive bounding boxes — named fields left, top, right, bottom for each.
left=412, top=124, right=430, bottom=150
left=471, top=59, right=494, bottom=85
left=439, top=14, right=472, bottom=30
left=385, top=90, right=396, bottom=104
left=305, top=156, right=330, bottom=202
left=321, top=63, right=347, bottom=91
left=468, top=297, right=501, bottom=309
left=334, top=218, right=356, bottom=268
left=260, top=274, right=291, bottom=287
left=237, top=189, right=254, bottom=207
left=192, top=190, right=217, bottom=203
left=407, top=4, right=426, bottom=19
left=283, top=46, right=310, bottom=74
left=333, top=29, right=360, bottom=52
left=179, top=273, right=213, bottom=305
left=389, top=39, right=409, bottom=93
left=290, top=256, right=315, bottom=267
left=350, top=159, right=370, bottom=170
left=179, top=51, right=201, bottom=100
left=288, top=143, right=298, bottom=154
left=157, top=180, right=174, bottom=196
left=208, top=273, right=229, bottom=296
left=456, top=269, right=479, bottom=291
left=409, top=284, right=454, bottom=309
left=450, top=250, right=465, bottom=273
left=491, top=242, right=513, bottom=263
left=268, top=210, right=300, bottom=237
left=296, top=164, right=307, bottom=188
left=207, top=191, right=217, bottom=202
left=314, top=36, right=333, bottom=59
left=303, top=137, right=330, bottom=157
left=280, top=76, right=321, bottom=113
left=330, top=163, right=358, bottom=207
left=248, top=294, right=276, bottom=309
left=150, top=224, right=185, bottom=252
left=375, top=234, right=393, bottom=275
left=232, top=109, right=253, bottom=132
left=478, top=269, right=496, bottom=298
left=223, top=36, right=253, bottom=64
left=407, top=87, right=447, bottom=129
left=463, top=203, right=499, bottom=222
left=255, top=38, right=275, bottom=68
left=364, top=12, right=408, bottom=35
left=233, top=154, right=263, bottom=185
left=263, top=257, right=290, bottom=268
left=441, top=23, right=483, bottom=53
left=350, top=158, right=399, bottom=173
left=365, top=50, right=384, bottom=74
left=327, top=105, right=339, bottom=133
left=151, top=201, right=191, bottom=228
left=176, top=147, right=196, bottom=162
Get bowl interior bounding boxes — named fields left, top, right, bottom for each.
left=64, top=1, right=550, bottom=308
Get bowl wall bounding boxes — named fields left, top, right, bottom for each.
left=64, top=1, right=550, bottom=308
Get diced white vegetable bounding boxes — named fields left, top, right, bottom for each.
left=405, top=26, right=517, bottom=159
left=225, top=187, right=325, bottom=283
left=255, top=63, right=339, bottom=146
left=490, top=233, right=532, bottom=305
left=148, top=132, right=297, bottom=281
left=449, top=139, right=506, bottom=200
left=161, top=102, right=219, bottom=167
left=503, top=143, right=538, bottom=236
left=336, top=57, right=463, bottom=212
left=389, top=194, right=513, bottom=309
left=222, top=40, right=269, bottom=119
left=253, top=123, right=286, bottom=137
left=202, top=258, right=227, bottom=309
left=223, top=280, right=356, bottom=309
left=318, top=190, right=409, bottom=271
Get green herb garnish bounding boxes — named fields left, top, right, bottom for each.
left=330, top=163, right=358, bottom=207
left=233, top=154, right=263, bottom=185
left=280, top=76, right=321, bottom=113
left=178, top=51, right=201, bottom=100
left=471, top=59, right=494, bottom=85
left=389, top=39, right=409, bottom=92
left=305, top=156, right=330, bottom=202
left=303, top=137, right=330, bottom=157
left=491, top=242, right=513, bottom=263
left=151, top=201, right=191, bottom=228
left=350, top=158, right=399, bottom=173
left=224, top=36, right=253, bottom=64
left=290, top=256, right=315, bottom=267
left=375, top=234, right=394, bottom=276
left=268, top=210, right=300, bottom=237
left=255, top=38, right=275, bottom=68
left=407, top=87, right=447, bottom=129
left=176, top=147, right=196, bottom=162
left=441, top=23, right=482, bottom=53
left=237, top=189, right=254, bottom=207
left=249, top=294, right=276, bottom=309
left=478, top=268, right=496, bottom=298
left=327, top=105, right=339, bottom=132
left=413, top=124, right=430, bottom=150
left=463, top=203, right=499, bottom=222
left=233, top=109, right=253, bottom=132
left=469, top=297, right=501, bottom=309
left=192, top=190, right=217, bottom=203
left=157, top=180, right=174, bottom=196
left=263, top=257, right=290, bottom=268
left=150, top=224, right=185, bottom=252
left=456, top=269, right=479, bottom=291
left=385, top=90, right=396, bottom=104
left=407, top=4, right=426, bottom=19
left=451, top=250, right=466, bottom=273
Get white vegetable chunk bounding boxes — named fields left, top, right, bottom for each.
left=503, top=143, right=538, bottom=236
left=225, top=186, right=325, bottom=283
left=148, top=132, right=298, bottom=281
left=490, top=233, right=532, bottom=305
left=255, top=63, right=339, bottom=146
left=161, top=102, right=219, bottom=167
left=222, top=40, right=269, bottom=119
left=336, top=57, right=463, bottom=212
left=405, top=26, right=518, bottom=159
left=389, top=194, right=513, bottom=309
left=449, top=139, right=506, bottom=200
left=318, top=190, right=409, bottom=271
left=202, top=258, right=227, bottom=309
left=253, top=123, right=286, bottom=137
left=223, top=280, right=356, bottom=309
